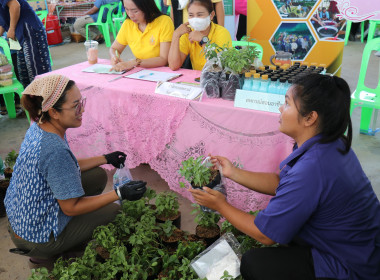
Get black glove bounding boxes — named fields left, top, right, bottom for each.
left=104, top=151, right=126, bottom=168
left=115, top=180, right=147, bottom=201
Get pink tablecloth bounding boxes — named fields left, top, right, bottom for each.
left=45, top=60, right=293, bottom=212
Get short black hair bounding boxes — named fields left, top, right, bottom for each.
left=127, top=0, right=162, bottom=23
left=292, top=74, right=352, bottom=154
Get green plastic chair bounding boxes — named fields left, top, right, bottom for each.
left=36, top=10, right=48, bottom=27
left=86, top=2, right=118, bottom=47
left=344, top=20, right=365, bottom=46
left=367, top=20, right=380, bottom=42
left=0, top=37, right=28, bottom=121
left=232, top=40, right=264, bottom=60
left=113, top=1, right=127, bottom=33
left=350, top=37, right=380, bottom=135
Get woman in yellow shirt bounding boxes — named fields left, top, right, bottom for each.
left=110, top=0, right=174, bottom=71
left=168, top=0, right=231, bottom=71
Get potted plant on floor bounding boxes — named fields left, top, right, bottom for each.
left=159, top=220, right=184, bottom=250
left=155, top=191, right=181, bottom=229
left=4, top=150, right=18, bottom=179
left=192, top=204, right=221, bottom=247
left=219, top=43, right=259, bottom=100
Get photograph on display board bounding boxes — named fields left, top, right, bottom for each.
left=270, top=22, right=316, bottom=60
left=310, top=0, right=346, bottom=41
left=272, top=0, right=318, bottom=19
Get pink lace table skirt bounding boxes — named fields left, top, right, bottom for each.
left=42, top=61, right=293, bottom=212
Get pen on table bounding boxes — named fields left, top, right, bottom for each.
left=108, top=75, right=124, bottom=82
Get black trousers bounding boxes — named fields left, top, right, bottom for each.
left=240, top=245, right=336, bottom=280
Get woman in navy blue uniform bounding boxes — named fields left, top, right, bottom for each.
left=190, top=73, right=380, bottom=280
left=0, top=0, right=51, bottom=87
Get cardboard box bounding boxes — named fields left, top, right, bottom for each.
left=27, top=0, right=46, bottom=11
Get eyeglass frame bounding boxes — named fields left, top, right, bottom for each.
left=55, top=97, right=86, bottom=116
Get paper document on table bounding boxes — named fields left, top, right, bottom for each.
left=82, top=64, right=124, bottom=74
left=9, top=38, right=21, bottom=50
left=124, top=69, right=182, bottom=82
left=155, top=82, right=202, bottom=100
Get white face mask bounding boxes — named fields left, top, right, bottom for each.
left=189, top=15, right=211, bottom=31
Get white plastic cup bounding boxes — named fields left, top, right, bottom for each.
left=84, top=40, right=98, bottom=64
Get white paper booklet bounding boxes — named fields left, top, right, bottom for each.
left=82, top=64, right=124, bottom=75
left=155, top=82, right=202, bottom=100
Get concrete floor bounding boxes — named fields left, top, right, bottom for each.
left=0, top=39, right=379, bottom=279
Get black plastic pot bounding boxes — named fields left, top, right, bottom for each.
left=195, top=225, right=221, bottom=247
left=0, top=180, right=10, bottom=218
left=156, top=211, right=181, bottom=229
left=201, top=70, right=221, bottom=98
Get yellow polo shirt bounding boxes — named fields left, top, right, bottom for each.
left=116, top=15, right=174, bottom=60
left=167, top=0, right=222, bottom=23
left=179, top=22, right=232, bottom=70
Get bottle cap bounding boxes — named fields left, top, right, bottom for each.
left=259, top=66, right=266, bottom=71
left=269, top=65, right=276, bottom=70
left=253, top=73, right=261, bottom=78
left=261, top=75, right=269, bottom=80
left=250, top=70, right=257, bottom=74
left=245, top=72, right=251, bottom=78
left=280, top=78, right=286, bottom=83
left=271, top=77, right=277, bottom=82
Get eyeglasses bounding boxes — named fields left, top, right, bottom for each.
left=57, top=97, right=86, bottom=116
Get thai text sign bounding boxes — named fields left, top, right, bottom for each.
left=234, top=89, right=284, bottom=113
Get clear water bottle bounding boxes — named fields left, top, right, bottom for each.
left=252, top=73, right=261, bottom=92
left=268, top=77, right=278, bottom=94
left=242, top=72, right=252, bottom=90
left=278, top=78, right=287, bottom=95
left=259, top=74, right=269, bottom=93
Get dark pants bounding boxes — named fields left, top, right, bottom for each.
left=8, top=167, right=120, bottom=259
left=240, top=245, right=336, bottom=280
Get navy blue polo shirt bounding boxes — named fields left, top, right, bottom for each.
left=255, top=134, right=380, bottom=279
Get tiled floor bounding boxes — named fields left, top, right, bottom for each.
left=0, top=39, right=379, bottom=279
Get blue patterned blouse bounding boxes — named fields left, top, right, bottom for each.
left=5, top=123, right=84, bottom=243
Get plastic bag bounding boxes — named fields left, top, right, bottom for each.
left=191, top=233, right=242, bottom=280
left=200, top=60, right=222, bottom=98
left=219, top=71, right=244, bottom=101
left=200, top=157, right=227, bottom=213
left=113, top=164, right=133, bottom=190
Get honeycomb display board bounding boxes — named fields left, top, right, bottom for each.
left=248, top=0, right=347, bottom=76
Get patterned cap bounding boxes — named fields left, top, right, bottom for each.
left=23, top=75, right=70, bottom=112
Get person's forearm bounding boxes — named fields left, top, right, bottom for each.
left=85, top=6, right=99, bottom=15
left=168, top=34, right=182, bottom=70
left=60, top=191, right=119, bottom=216
left=8, top=0, right=20, bottom=31
left=216, top=200, right=275, bottom=245
left=78, top=156, right=107, bottom=172
left=229, top=168, right=279, bottom=195
left=139, top=56, right=168, bottom=68
left=215, top=2, right=225, bottom=26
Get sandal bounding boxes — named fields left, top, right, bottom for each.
left=0, top=106, right=7, bottom=115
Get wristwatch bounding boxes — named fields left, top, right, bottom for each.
left=135, top=58, right=142, bottom=67
left=199, top=36, right=209, bottom=46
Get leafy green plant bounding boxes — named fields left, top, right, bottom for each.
left=220, top=42, right=260, bottom=74
left=4, top=150, right=18, bottom=169
left=179, top=155, right=213, bottom=189
left=93, top=223, right=120, bottom=251
left=201, top=42, right=224, bottom=61
left=143, top=187, right=157, bottom=204
left=29, top=267, right=50, bottom=280
left=160, top=220, right=177, bottom=238
left=155, top=191, right=180, bottom=219
left=191, top=204, right=220, bottom=229
left=221, top=219, right=243, bottom=237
